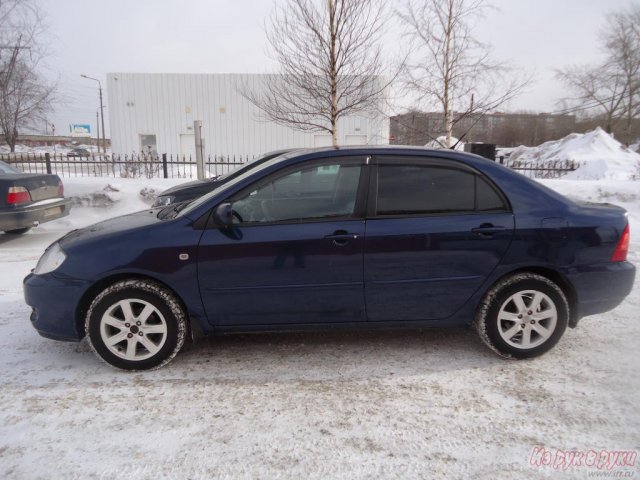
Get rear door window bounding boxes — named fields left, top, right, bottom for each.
left=375, top=164, right=507, bottom=216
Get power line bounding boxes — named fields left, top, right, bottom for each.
left=546, top=90, right=636, bottom=116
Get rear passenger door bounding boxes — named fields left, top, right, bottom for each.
left=364, top=156, right=514, bottom=321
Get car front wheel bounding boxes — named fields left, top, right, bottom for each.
left=85, top=279, right=187, bottom=370
left=474, top=273, right=569, bottom=359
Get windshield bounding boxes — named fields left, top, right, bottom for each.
left=213, top=149, right=291, bottom=182
left=0, top=160, right=20, bottom=174
left=179, top=154, right=292, bottom=217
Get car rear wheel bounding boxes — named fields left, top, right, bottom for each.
left=474, top=273, right=569, bottom=358
left=85, top=279, right=187, bottom=370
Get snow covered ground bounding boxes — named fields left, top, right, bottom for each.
left=0, top=176, right=638, bottom=479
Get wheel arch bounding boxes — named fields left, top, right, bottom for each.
left=485, top=266, right=578, bottom=328
left=75, top=273, right=197, bottom=339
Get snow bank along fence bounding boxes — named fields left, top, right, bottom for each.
left=1, top=152, right=580, bottom=180
left=0, top=153, right=249, bottom=179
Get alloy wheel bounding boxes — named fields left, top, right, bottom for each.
left=497, top=290, right=558, bottom=349
left=99, top=298, right=168, bottom=361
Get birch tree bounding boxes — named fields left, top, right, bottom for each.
left=398, top=0, right=527, bottom=147
left=243, top=0, right=390, bottom=147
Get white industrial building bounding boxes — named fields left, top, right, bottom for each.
left=106, top=73, right=390, bottom=157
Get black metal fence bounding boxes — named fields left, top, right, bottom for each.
left=0, top=151, right=581, bottom=180
left=0, top=152, right=250, bottom=179
left=499, top=157, right=580, bottom=179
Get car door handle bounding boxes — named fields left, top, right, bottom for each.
left=471, top=224, right=506, bottom=237
left=325, top=231, right=360, bottom=245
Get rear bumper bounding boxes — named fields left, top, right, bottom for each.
left=23, top=272, right=88, bottom=342
left=0, top=198, right=72, bottom=232
left=566, top=261, right=636, bottom=321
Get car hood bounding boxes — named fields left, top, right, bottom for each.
left=58, top=209, right=166, bottom=249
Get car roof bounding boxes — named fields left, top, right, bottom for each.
left=281, top=145, right=452, bottom=155
left=277, top=145, right=504, bottom=164
left=276, top=145, right=492, bottom=167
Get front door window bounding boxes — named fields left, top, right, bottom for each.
left=232, top=163, right=362, bottom=224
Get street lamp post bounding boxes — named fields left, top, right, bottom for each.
left=80, top=74, right=106, bottom=156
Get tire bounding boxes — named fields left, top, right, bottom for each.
left=85, top=279, right=187, bottom=370
left=474, top=273, right=569, bottom=359
left=5, top=227, right=31, bottom=235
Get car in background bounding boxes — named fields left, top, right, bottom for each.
left=67, top=148, right=91, bottom=158
left=152, top=149, right=293, bottom=207
left=0, top=160, right=72, bottom=234
left=24, top=147, right=634, bottom=370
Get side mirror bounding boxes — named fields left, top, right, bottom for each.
left=213, top=202, right=233, bottom=227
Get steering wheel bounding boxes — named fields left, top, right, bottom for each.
left=232, top=210, right=243, bottom=224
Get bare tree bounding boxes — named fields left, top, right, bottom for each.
left=0, top=0, right=56, bottom=151
left=556, top=65, right=627, bottom=135
left=557, top=4, right=640, bottom=144
left=603, top=4, right=640, bottom=144
left=243, top=0, right=390, bottom=147
left=398, top=0, right=528, bottom=147
left=0, top=58, right=55, bottom=151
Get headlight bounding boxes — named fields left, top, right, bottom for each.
left=34, top=243, right=67, bottom=275
left=153, top=195, right=175, bottom=207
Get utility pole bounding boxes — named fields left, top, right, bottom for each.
left=194, top=120, right=205, bottom=180
left=99, top=85, right=106, bottom=155
left=81, top=74, right=106, bottom=156
left=96, top=109, right=100, bottom=154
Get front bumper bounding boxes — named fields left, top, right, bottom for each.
left=0, top=197, right=72, bottom=232
left=23, top=272, right=89, bottom=342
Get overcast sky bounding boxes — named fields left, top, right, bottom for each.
left=42, top=0, right=635, bottom=137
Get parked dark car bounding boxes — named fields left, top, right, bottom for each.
left=0, top=160, right=72, bottom=234
left=152, top=149, right=292, bottom=207
left=24, top=147, right=634, bottom=370
left=67, top=148, right=91, bottom=158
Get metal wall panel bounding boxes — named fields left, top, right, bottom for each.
left=107, top=73, right=389, bottom=157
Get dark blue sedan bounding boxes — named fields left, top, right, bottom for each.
left=24, top=147, right=635, bottom=370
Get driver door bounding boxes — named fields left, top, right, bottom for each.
left=197, top=156, right=368, bottom=327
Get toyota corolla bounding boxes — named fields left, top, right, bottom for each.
left=24, top=147, right=635, bottom=370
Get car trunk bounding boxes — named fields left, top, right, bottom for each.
left=0, top=173, right=62, bottom=207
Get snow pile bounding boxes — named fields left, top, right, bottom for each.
left=425, top=136, right=465, bottom=151
left=509, top=127, right=640, bottom=181
left=47, top=177, right=188, bottom=230
left=0, top=143, right=103, bottom=155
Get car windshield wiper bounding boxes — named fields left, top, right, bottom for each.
left=157, top=201, right=190, bottom=220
